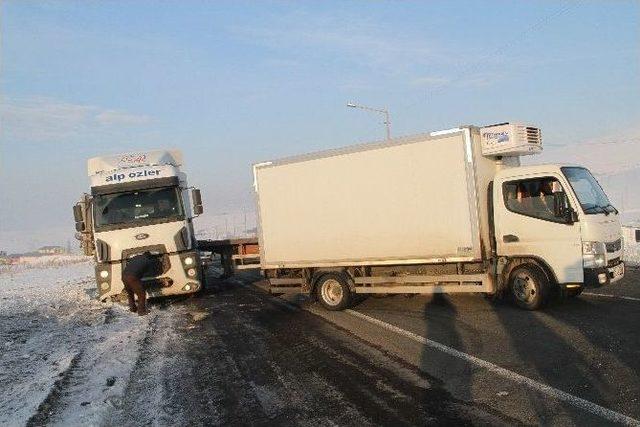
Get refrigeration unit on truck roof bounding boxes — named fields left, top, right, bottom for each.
left=479, top=122, right=542, bottom=157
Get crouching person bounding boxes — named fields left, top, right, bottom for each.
left=122, top=252, right=161, bottom=316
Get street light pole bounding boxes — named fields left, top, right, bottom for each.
left=347, top=102, right=391, bottom=140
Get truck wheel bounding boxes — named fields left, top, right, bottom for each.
left=509, top=265, right=551, bottom=310
left=315, top=273, right=352, bottom=311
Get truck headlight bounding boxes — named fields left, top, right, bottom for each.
left=99, top=270, right=109, bottom=278
left=183, top=256, right=194, bottom=266
left=187, top=268, right=197, bottom=277
left=583, top=241, right=606, bottom=268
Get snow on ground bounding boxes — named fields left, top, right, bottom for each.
left=7, top=254, right=89, bottom=268
left=0, top=258, right=157, bottom=426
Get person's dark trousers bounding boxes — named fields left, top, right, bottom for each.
left=123, top=274, right=149, bottom=315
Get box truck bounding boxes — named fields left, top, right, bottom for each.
left=73, top=150, right=205, bottom=301
left=252, top=123, right=625, bottom=310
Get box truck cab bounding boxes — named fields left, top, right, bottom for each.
left=494, top=164, right=624, bottom=294
left=73, top=150, right=205, bottom=301
left=253, top=123, right=624, bottom=310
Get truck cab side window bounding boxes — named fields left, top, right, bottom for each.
left=504, top=177, right=567, bottom=223
left=636, top=229, right=640, bottom=243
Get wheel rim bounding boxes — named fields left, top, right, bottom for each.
left=320, top=279, right=343, bottom=306
left=512, top=272, right=537, bottom=303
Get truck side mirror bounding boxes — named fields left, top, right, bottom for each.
left=192, top=188, right=203, bottom=216
left=553, top=192, right=577, bottom=224
left=73, top=204, right=86, bottom=232
left=569, top=209, right=579, bottom=223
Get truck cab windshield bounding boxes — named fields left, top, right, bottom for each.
left=561, top=167, right=616, bottom=215
left=94, top=187, right=184, bottom=228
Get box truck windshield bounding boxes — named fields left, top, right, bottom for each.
left=93, top=187, right=184, bottom=228
left=561, top=167, right=617, bottom=215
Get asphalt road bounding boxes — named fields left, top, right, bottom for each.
left=108, top=267, right=639, bottom=426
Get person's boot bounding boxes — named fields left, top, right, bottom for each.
left=136, top=296, right=149, bottom=316
left=127, top=294, right=137, bottom=312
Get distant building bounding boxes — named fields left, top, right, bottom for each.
left=37, top=246, right=66, bottom=255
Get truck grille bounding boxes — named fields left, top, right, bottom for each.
left=605, top=239, right=621, bottom=253
left=607, top=257, right=620, bottom=268
left=121, top=244, right=170, bottom=276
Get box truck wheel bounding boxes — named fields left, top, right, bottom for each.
left=315, top=273, right=352, bottom=311
left=509, top=265, right=551, bottom=310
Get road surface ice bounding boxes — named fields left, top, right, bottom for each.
left=2, top=259, right=637, bottom=426
left=0, top=261, right=494, bottom=426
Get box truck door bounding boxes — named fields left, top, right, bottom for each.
left=494, top=174, right=583, bottom=283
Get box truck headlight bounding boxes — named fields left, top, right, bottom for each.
left=583, top=241, right=606, bottom=268
left=187, top=268, right=197, bottom=277
left=100, top=282, right=110, bottom=291
left=99, top=270, right=109, bottom=279
left=183, top=256, right=194, bottom=266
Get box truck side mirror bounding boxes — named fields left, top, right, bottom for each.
left=73, top=204, right=86, bottom=232
left=192, top=188, right=203, bottom=216
left=553, top=192, right=577, bottom=224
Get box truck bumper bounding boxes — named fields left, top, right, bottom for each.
left=583, top=261, right=624, bottom=287
left=96, top=251, right=203, bottom=301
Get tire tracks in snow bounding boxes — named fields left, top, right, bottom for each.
left=22, top=304, right=153, bottom=426
left=24, top=306, right=118, bottom=425
left=26, top=351, right=84, bottom=426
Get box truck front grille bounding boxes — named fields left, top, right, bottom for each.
left=605, top=238, right=622, bottom=253
left=607, top=257, right=620, bottom=268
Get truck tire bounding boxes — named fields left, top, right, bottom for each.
left=509, top=264, right=551, bottom=310
left=315, top=273, right=353, bottom=311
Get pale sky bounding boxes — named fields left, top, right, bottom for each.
left=1, top=1, right=638, bottom=253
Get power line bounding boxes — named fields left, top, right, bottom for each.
left=426, top=1, right=581, bottom=97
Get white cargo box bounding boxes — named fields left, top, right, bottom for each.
left=480, top=122, right=542, bottom=157
left=254, top=129, right=496, bottom=269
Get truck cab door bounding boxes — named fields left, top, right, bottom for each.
left=494, top=173, right=583, bottom=283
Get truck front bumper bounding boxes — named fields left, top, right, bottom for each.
left=97, top=251, right=203, bottom=300
left=584, top=261, right=625, bottom=287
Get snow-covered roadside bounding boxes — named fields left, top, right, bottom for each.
left=0, top=260, right=154, bottom=426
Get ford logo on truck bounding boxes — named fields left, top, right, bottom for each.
left=135, top=233, right=149, bottom=240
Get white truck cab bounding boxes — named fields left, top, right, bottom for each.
left=494, top=164, right=624, bottom=290
left=74, top=150, right=205, bottom=301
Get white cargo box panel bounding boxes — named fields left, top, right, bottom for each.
left=254, top=131, right=483, bottom=269
left=479, top=122, right=542, bottom=157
